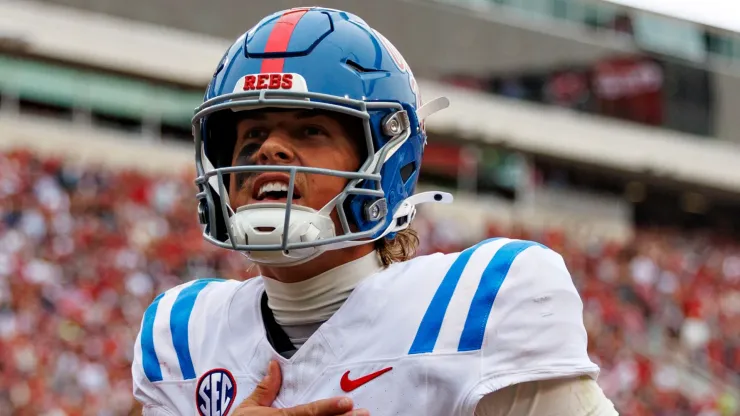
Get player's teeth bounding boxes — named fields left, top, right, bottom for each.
left=258, top=181, right=289, bottom=198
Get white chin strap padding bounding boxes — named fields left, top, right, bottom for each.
left=228, top=203, right=336, bottom=266
left=417, top=96, right=450, bottom=120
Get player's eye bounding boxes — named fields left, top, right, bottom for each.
left=303, top=125, right=328, bottom=137
left=245, top=127, right=268, bottom=139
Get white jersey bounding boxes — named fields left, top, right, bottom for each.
left=132, top=238, right=599, bottom=416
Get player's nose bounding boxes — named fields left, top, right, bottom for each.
left=256, top=131, right=296, bottom=165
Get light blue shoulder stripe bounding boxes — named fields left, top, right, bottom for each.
left=408, top=238, right=502, bottom=355
left=141, top=292, right=165, bottom=382
left=458, top=240, right=545, bottom=352
left=170, top=278, right=224, bottom=380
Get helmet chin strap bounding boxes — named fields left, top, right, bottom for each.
left=322, top=191, right=453, bottom=251
left=226, top=190, right=452, bottom=267
left=417, top=96, right=450, bottom=121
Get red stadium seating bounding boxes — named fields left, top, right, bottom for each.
left=0, top=149, right=737, bottom=415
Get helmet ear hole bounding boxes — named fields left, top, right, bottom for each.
left=400, top=162, right=415, bottom=184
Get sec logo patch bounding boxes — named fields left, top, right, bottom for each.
left=196, top=368, right=237, bottom=416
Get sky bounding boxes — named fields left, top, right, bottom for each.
left=603, top=0, right=740, bottom=33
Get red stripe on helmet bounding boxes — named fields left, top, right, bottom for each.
left=260, top=8, right=309, bottom=73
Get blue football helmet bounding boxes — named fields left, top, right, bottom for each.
left=193, top=7, right=451, bottom=266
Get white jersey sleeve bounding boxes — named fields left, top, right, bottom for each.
left=474, top=376, right=618, bottom=416
left=458, top=240, right=599, bottom=410
left=131, top=278, right=236, bottom=413
left=132, top=325, right=177, bottom=414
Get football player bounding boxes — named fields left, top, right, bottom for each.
left=132, top=7, right=619, bottom=416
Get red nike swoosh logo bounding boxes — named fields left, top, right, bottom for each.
left=340, top=367, right=393, bottom=392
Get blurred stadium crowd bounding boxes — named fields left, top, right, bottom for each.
left=1, top=148, right=739, bottom=416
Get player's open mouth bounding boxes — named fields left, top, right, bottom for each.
left=252, top=174, right=302, bottom=202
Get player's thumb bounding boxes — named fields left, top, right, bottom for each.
left=238, top=360, right=282, bottom=408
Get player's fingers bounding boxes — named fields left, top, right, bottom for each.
left=238, top=360, right=282, bottom=408
left=338, top=410, right=370, bottom=416
left=280, top=397, right=359, bottom=416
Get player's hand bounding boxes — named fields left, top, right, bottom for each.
left=235, top=360, right=369, bottom=416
